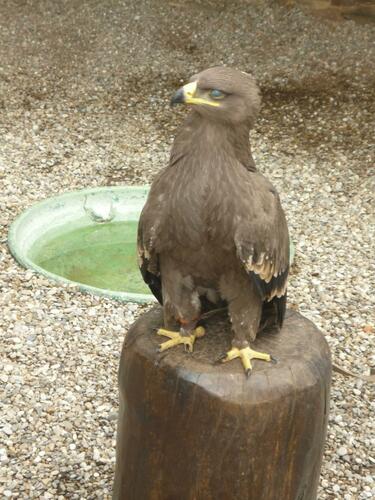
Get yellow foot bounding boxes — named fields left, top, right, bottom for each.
left=157, top=326, right=205, bottom=353
left=219, top=346, right=276, bottom=377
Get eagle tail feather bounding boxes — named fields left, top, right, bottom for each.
left=259, top=293, right=287, bottom=332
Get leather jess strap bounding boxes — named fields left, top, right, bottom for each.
left=332, top=364, right=375, bottom=383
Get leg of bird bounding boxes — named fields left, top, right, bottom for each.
left=157, top=267, right=205, bottom=353
left=219, top=274, right=275, bottom=376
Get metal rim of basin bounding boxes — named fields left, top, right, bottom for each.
left=8, top=185, right=157, bottom=304
left=8, top=185, right=295, bottom=304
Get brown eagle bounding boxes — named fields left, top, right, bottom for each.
left=137, top=67, right=289, bottom=375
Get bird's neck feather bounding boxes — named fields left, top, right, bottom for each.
left=171, top=112, right=256, bottom=171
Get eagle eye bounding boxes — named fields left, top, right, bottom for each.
left=210, top=89, right=225, bottom=100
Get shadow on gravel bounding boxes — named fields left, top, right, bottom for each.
left=259, top=71, right=375, bottom=174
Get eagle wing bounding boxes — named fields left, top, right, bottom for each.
left=234, top=177, right=289, bottom=325
left=137, top=223, right=162, bottom=304
left=137, top=179, right=165, bottom=305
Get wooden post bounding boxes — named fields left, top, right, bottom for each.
left=113, top=308, right=331, bottom=500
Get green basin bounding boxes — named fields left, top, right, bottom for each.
left=8, top=186, right=156, bottom=303
left=8, top=185, right=295, bottom=304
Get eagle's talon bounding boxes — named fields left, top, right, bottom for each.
left=221, top=346, right=273, bottom=375
left=271, top=355, right=278, bottom=364
left=156, top=326, right=205, bottom=353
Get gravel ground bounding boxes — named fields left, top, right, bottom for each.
left=0, top=0, right=374, bottom=498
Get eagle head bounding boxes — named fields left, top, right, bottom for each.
left=171, top=66, right=261, bottom=127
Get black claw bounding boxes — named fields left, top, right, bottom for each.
left=215, top=353, right=227, bottom=364
left=246, top=368, right=252, bottom=378
left=270, top=356, right=278, bottom=364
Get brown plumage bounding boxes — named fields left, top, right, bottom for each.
left=137, top=67, right=289, bottom=374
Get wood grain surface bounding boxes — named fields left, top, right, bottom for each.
left=113, top=308, right=331, bottom=500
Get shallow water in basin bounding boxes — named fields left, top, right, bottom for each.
left=31, top=221, right=150, bottom=294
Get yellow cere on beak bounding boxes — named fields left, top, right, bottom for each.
left=183, top=81, right=221, bottom=107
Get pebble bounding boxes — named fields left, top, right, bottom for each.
left=337, top=446, right=348, bottom=457
left=0, top=1, right=374, bottom=499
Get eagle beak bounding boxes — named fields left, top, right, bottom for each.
left=170, top=87, right=185, bottom=106
left=171, top=81, right=197, bottom=106
left=170, top=81, right=220, bottom=107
